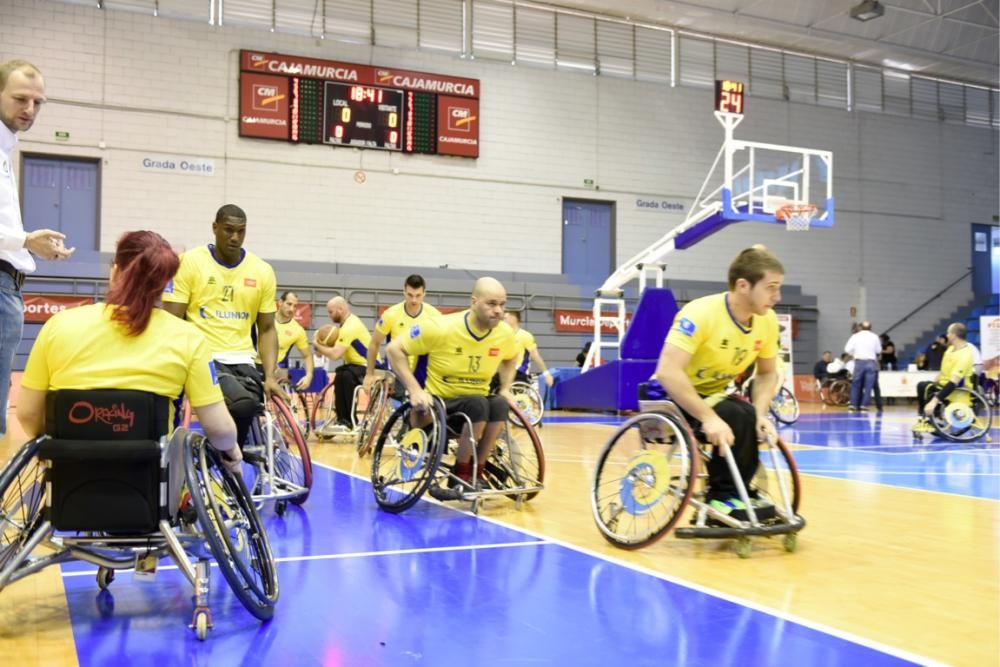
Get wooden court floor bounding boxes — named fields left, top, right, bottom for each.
left=1, top=402, right=997, bottom=666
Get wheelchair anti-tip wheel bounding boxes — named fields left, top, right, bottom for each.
left=591, top=411, right=700, bottom=549
left=183, top=431, right=279, bottom=620
left=371, top=399, right=447, bottom=513
left=929, top=387, right=993, bottom=443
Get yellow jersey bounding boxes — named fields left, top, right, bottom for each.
left=400, top=310, right=518, bottom=399
left=375, top=301, right=442, bottom=371
left=254, top=316, right=309, bottom=368
left=21, top=304, right=223, bottom=427
left=162, top=245, right=277, bottom=361
left=336, top=313, right=373, bottom=367
left=939, top=345, right=974, bottom=386
left=665, top=292, right=779, bottom=396
left=512, top=328, right=537, bottom=374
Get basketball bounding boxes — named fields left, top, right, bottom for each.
left=314, top=324, right=339, bottom=346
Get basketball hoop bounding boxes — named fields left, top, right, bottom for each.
left=776, top=203, right=817, bottom=232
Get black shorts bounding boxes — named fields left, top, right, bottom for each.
left=443, top=394, right=508, bottom=428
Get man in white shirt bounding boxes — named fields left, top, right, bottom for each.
left=844, top=320, right=882, bottom=412
left=0, top=59, right=74, bottom=435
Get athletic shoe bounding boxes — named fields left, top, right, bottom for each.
left=911, top=419, right=934, bottom=434
left=708, top=498, right=749, bottom=522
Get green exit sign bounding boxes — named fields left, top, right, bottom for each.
left=54, top=131, right=69, bottom=141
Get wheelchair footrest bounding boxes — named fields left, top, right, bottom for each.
left=675, top=515, right=806, bottom=539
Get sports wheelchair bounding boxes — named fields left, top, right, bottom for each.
left=591, top=386, right=805, bottom=558
left=509, top=374, right=544, bottom=428
left=919, top=385, right=994, bottom=443
left=354, top=370, right=399, bottom=457
left=370, top=395, right=545, bottom=514
left=184, top=393, right=312, bottom=515
left=819, top=375, right=851, bottom=407
left=735, top=376, right=800, bottom=425
left=311, top=376, right=359, bottom=441
left=0, top=390, right=278, bottom=639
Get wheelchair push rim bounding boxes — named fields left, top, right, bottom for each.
left=483, top=400, right=546, bottom=501
left=592, top=412, right=700, bottom=549
left=370, top=399, right=446, bottom=513
left=929, top=388, right=994, bottom=443
left=0, top=438, right=47, bottom=575
left=183, top=431, right=279, bottom=620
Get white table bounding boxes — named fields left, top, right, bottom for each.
left=878, top=370, right=938, bottom=398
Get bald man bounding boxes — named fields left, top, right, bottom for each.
left=387, top=277, right=519, bottom=500
left=314, top=296, right=372, bottom=432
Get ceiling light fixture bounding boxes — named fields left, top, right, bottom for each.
left=850, top=0, right=885, bottom=21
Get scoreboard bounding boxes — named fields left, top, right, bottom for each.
left=239, top=50, right=479, bottom=158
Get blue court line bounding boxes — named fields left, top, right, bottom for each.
left=60, top=464, right=940, bottom=667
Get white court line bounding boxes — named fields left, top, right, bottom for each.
left=797, top=468, right=1000, bottom=477
left=59, top=540, right=549, bottom=578
left=313, top=461, right=949, bottom=667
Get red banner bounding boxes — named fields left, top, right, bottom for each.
left=554, top=309, right=633, bottom=334
left=274, top=302, right=313, bottom=328
left=437, top=96, right=480, bottom=157
left=23, top=295, right=94, bottom=323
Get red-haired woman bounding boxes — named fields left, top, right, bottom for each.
left=16, top=230, right=242, bottom=473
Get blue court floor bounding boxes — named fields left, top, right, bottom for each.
left=49, top=408, right=996, bottom=666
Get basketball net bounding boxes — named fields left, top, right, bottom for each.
left=776, top=203, right=817, bottom=232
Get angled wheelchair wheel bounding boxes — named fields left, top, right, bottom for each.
left=592, top=412, right=700, bottom=549
left=280, top=383, right=312, bottom=440
left=0, top=438, right=46, bottom=574
left=356, top=379, right=392, bottom=457
left=371, top=400, right=446, bottom=513
left=751, top=436, right=802, bottom=515
left=770, top=386, right=800, bottom=425
left=509, top=382, right=543, bottom=428
left=311, top=381, right=337, bottom=436
left=484, top=402, right=545, bottom=501
left=929, top=388, right=993, bottom=443
left=268, top=395, right=313, bottom=505
left=825, top=379, right=850, bottom=406
left=183, top=430, right=279, bottom=620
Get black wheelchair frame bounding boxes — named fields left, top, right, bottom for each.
left=0, top=390, right=279, bottom=640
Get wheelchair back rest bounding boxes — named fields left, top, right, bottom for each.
left=38, top=390, right=169, bottom=533
left=45, top=389, right=169, bottom=440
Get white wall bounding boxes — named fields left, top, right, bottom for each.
left=2, top=0, right=997, bottom=356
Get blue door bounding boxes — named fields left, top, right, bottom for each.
left=21, top=156, right=99, bottom=256
left=562, top=199, right=614, bottom=287
left=971, top=223, right=999, bottom=299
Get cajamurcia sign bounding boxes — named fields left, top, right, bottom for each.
left=239, top=50, right=480, bottom=158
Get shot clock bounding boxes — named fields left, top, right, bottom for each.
left=715, top=79, right=745, bottom=115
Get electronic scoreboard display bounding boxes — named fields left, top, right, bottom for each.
left=715, top=79, right=745, bottom=115
left=325, top=82, right=404, bottom=150
left=239, top=50, right=479, bottom=158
